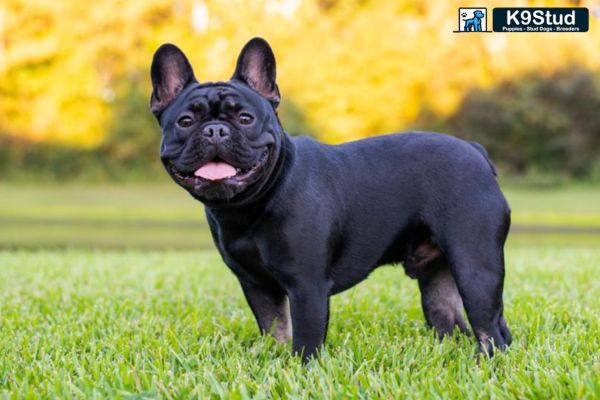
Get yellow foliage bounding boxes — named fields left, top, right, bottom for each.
left=0, top=0, right=599, bottom=146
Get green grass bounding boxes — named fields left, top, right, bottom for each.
left=1, top=184, right=599, bottom=397
left=0, top=248, right=597, bottom=398
left=1, top=183, right=600, bottom=249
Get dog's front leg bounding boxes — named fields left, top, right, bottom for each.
left=240, top=280, right=291, bottom=342
left=287, top=282, right=330, bottom=363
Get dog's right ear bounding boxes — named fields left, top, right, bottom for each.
left=150, top=44, right=197, bottom=116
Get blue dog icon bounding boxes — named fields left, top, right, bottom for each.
left=463, top=10, right=484, bottom=31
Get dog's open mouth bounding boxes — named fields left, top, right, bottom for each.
left=170, top=148, right=269, bottom=185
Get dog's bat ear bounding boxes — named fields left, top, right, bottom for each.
left=231, top=37, right=280, bottom=107
left=150, top=44, right=197, bottom=116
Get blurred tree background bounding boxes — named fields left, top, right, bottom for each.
left=1, top=0, right=600, bottom=182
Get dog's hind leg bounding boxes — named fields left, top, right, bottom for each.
left=419, top=263, right=470, bottom=337
left=441, top=217, right=512, bottom=356
left=447, top=246, right=511, bottom=356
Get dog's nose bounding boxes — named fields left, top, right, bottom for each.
left=202, top=123, right=230, bottom=141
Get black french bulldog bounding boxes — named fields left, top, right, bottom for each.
left=150, top=38, right=512, bottom=362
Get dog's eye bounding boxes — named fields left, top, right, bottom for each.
left=238, top=113, right=254, bottom=125
left=177, top=115, right=194, bottom=128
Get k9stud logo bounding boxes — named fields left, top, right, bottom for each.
left=454, top=7, right=589, bottom=33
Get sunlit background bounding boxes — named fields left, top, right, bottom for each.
left=1, top=0, right=600, bottom=248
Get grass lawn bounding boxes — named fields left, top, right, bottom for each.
left=0, top=183, right=599, bottom=397
left=0, top=247, right=598, bottom=398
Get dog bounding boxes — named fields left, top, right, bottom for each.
left=150, top=37, right=512, bottom=362
left=463, top=10, right=485, bottom=31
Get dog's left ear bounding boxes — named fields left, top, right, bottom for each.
left=231, top=37, right=280, bottom=107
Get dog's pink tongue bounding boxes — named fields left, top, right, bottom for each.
left=194, top=161, right=237, bottom=181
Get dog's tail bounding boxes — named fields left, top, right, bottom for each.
left=469, top=141, right=497, bottom=176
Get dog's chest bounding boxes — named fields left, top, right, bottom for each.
left=222, top=233, right=260, bottom=265
left=218, top=230, right=276, bottom=284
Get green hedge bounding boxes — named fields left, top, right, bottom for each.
left=424, top=67, right=600, bottom=181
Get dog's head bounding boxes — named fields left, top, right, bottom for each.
left=150, top=38, right=284, bottom=206
left=473, top=10, right=484, bottom=18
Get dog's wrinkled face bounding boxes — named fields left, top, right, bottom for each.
left=150, top=38, right=283, bottom=204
